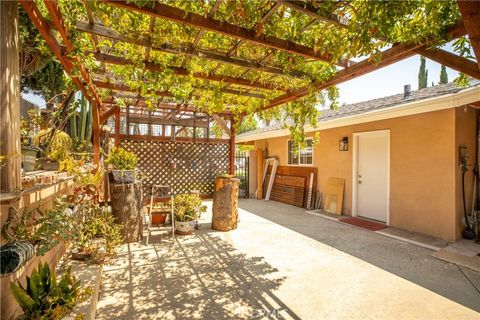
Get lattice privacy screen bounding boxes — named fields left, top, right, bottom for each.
left=121, top=140, right=230, bottom=196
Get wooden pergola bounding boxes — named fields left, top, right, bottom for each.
left=1, top=0, right=480, bottom=193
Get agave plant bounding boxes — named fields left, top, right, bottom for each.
left=10, top=262, right=91, bottom=320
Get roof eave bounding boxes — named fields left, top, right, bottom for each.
left=236, top=85, right=480, bottom=143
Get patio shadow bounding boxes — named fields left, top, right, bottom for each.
left=238, top=199, right=480, bottom=312
left=97, top=230, right=300, bottom=320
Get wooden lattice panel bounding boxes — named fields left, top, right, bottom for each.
left=121, top=139, right=229, bottom=196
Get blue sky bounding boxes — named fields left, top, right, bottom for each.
left=336, top=54, right=459, bottom=105
left=22, top=54, right=460, bottom=108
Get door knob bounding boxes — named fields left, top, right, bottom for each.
left=358, top=180, right=362, bottom=184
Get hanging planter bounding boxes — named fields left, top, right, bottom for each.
left=0, top=240, right=35, bottom=276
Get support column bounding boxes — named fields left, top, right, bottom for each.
left=229, top=116, right=236, bottom=176
left=0, top=1, right=21, bottom=192
left=114, top=108, right=120, bottom=147
left=92, top=102, right=100, bottom=165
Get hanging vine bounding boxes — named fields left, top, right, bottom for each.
left=29, top=0, right=470, bottom=146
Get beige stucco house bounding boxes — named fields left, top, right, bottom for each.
left=237, top=81, right=480, bottom=242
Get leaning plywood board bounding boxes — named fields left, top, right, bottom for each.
left=323, top=177, right=345, bottom=215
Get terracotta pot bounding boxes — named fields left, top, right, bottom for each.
left=151, top=211, right=168, bottom=225
left=175, top=220, right=195, bottom=235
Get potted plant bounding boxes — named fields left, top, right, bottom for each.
left=34, top=129, right=73, bottom=171
left=20, top=116, right=38, bottom=172
left=71, top=204, right=122, bottom=263
left=147, top=201, right=169, bottom=226
left=105, top=147, right=138, bottom=183
left=171, top=194, right=206, bottom=235
left=10, top=262, right=92, bottom=320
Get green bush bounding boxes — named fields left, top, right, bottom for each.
left=105, top=147, right=138, bottom=170
left=10, top=262, right=91, bottom=320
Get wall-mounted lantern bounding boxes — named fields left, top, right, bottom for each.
left=339, top=137, right=348, bottom=151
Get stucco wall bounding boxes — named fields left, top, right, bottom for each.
left=454, top=107, right=478, bottom=240
left=253, top=107, right=475, bottom=241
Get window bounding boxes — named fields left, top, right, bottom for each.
left=288, top=139, right=313, bottom=165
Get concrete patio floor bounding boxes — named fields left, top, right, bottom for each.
left=96, top=200, right=480, bottom=319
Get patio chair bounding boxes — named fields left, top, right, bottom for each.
left=144, top=184, right=174, bottom=245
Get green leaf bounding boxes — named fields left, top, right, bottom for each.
left=10, top=282, right=36, bottom=311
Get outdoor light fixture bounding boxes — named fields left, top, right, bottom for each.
left=339, top=137, right=348, bottom=151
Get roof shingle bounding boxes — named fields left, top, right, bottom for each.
left=238, top=80, right=480, bottom=139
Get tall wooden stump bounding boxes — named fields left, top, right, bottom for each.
left=110, top=182, right=143, bottom=243
left=212, top=177, right=240, bottom=231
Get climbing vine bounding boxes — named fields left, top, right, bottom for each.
left=30, top=0, right=469, bottom=146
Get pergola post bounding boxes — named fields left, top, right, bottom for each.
left=229, top=116, right=236, bottom=176
left=457, top=0, right=480, bottom=69
left=0, top=0, right=21, bottom=192
left=92, top=102, right=100, bottom=165
left=114, top=108, right=120, bottom=147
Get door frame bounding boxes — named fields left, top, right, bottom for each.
left=352, top=129, right=390, bottom=225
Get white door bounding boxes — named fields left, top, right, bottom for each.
left=355, top=130, right=389, bottom=223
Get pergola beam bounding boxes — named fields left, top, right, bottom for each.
left=103, top=99, right=231, bottom=116
left=210, top=113, right=231, bottom=137
left=416, top=47, right=480, bottom=79
left=76, top=21, right=304, bottom=79
left=128, top=114, right=209, bottom=128
left=82, top=0, right=100, bottom=52
left=145, top=16, right=155, bottom=61
left=92, top=51, right=278, bottom=92
left=93, top=77, right=265, bottom=99
left=19, top=0, right=89, bottom=99
left=43, top=0, right=103, bottom=108
left=457, top=0, right=480, bottom=69
left=101, top=0, right=353, bottom=67
left=278, top=0, right=349, bottom=28
left=94, top=80, right=174, bottom=98
left=99, top=104, right=120, bottom=124
left=191, top=0, right=223, bottom=48
left=264, top=22, right=466, bottom=109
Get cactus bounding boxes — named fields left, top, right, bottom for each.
left=67, top=92, right=93, bottom=157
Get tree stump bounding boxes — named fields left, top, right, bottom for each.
left=212, top=177, right=240, bottom=231
left=110, top=181, right=143, bottom=243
